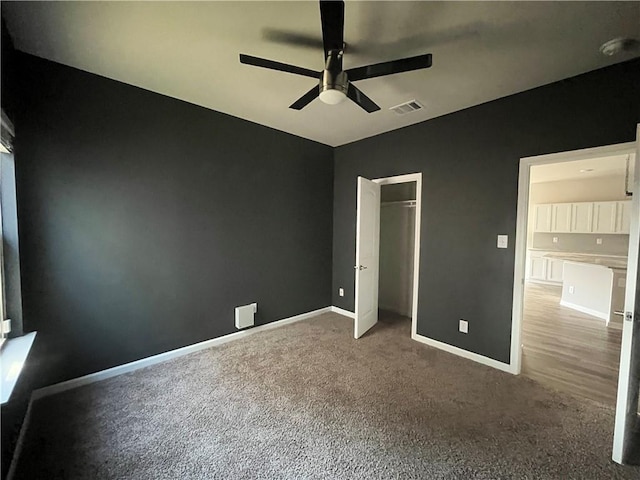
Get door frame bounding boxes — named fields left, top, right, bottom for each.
left=372, top=172, right=422, bottom=337
left=511, top=141, right=637, bottom=375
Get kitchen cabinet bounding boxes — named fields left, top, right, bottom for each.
left=546, top=258, right=565, bottom=283
left=551, top=203, right=571, bottom=232
left=527, top=251, right=563, bottom=285
left=616, top=200, right=631, bottom=234
left=533, top=200, right=631, bottom=234
left=571, top=202, right=593, bottom=233
left=529, top=255, right=547, bottom=281
left=592, top=201, right=617, bottom=234
left=534, top=205, right=552, bottom=232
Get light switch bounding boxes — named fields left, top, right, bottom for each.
left=497, top=235, right=508, bottom=249
left=339, top=288, right=344, bottom=297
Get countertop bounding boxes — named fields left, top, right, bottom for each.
left=537, top=251, right=628, bottom=270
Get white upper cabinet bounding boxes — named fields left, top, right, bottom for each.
left=592, top=201, right=617, bottom=234
left=533, top=200, right=631, bottom=234
left=616, top=200, right=632, bottom=234
left=534, top=204, right=552, bottom=232
left=570, top=202, right=593, bottom=233
left=551, top=203, right=572, bottom=233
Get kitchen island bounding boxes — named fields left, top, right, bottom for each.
left=557, top=255, right=626, bottom=327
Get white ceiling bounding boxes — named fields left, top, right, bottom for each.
left=530, top=154, right=636, bottom=184
left=2, top=1, right=639, bottom=147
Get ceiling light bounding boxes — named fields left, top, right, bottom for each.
left=580, top=168, right=594, bottom=173
left=319, top=88, right=347, bottom=105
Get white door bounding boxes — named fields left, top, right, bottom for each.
left=613, top=125, right=640, bottom=464
left=354, top=176, right=380, bottom=339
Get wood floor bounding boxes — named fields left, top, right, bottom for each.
left=522, top=282, right=622, bottom=406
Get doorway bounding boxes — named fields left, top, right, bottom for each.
left=510, top=137, right=640, bottom=465
left=521, top=150, right=635, bottom=405
left=378, top=181, right=417, bottom=335
left=354, top=173, right=422, bottom=339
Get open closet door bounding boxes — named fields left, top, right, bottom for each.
left=613, top=124, right=640, bottom=464
left=354, top=176, right=380, bottom=339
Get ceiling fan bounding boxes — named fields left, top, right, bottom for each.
left=239, top=0, right=433, bottom=113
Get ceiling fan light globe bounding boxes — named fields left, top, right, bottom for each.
left=319, top=88, right=347, bottom=105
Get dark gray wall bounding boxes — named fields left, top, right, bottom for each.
left=13, top=52, right=334, bottom=388
left=333, top=59, right=640, bottom=363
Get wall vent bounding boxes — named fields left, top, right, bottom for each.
left=390, top=100, right=423, bottom=115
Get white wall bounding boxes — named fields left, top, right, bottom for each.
left=379, top=203, right=415, bottom=317
left=530, top=175, right=629, bottom=204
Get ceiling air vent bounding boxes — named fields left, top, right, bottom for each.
left=390, top=100, right=423, bottom=115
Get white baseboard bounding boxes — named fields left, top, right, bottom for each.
left=330, top=306, right=355, bottom=318
left=33, top=306, right=332, bottom=401
left=559, top=300, right=608, bottom=321
left=412, top=333, right=515, bottom=374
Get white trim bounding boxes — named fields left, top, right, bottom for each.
left=613, top=126, right=640, bottom=464
left=559, top=300, right=609, bottom=321
left=1, top=332, right=37, bottom=404
left=330, top=306, right=355, bottom=318
left=520, top=142, right=636, bottom=164
left=32, top=306, right=331, bottom=401
left=372, top=172, right=422, bottom=339
left=512, top=141, right=637, bottom=377
left=412, top=333, right=514, bottom=374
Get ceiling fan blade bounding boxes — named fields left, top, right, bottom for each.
left=239, top=54, right=320, bottom=79
left=262, top=28, right=325, bottom=50
left=320, top=0, right=344, bottom=58
left=347, top=84, right=380, bottom=113
left=289, top=85, right=320, bottom=110
left=346, top=54, right=432, bottom=82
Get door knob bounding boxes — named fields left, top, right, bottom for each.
left=354, top=265, right=367, bottom=270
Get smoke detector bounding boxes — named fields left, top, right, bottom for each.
left=599, top=37, right=640, bottom=56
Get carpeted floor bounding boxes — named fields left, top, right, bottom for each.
left=11, top=312, right=640, bottom=479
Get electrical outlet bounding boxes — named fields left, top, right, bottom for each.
left=339, top=288, right=344, bottom=297
left=569, top=285, right=575, bottom=294
left=596, top=238, right=603, bottom=245
left=552, top=236, right=558, bottom=243
left=497, top=235, right=508, bottom=249
left=459, top=319, right=468, bottom=334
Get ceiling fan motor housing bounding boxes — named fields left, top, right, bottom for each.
left=319, top=49, right=348, bottom=104
left=321, top=69, right=348, bottom=93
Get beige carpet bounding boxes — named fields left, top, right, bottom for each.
left=11, top=312, right=639, bottom=479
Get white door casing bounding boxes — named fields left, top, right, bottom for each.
left=612, top=126, right=640, bottom=464
left=354, top=177, right=380, bottom=339
left=512, top=141, right=636, bottom=376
